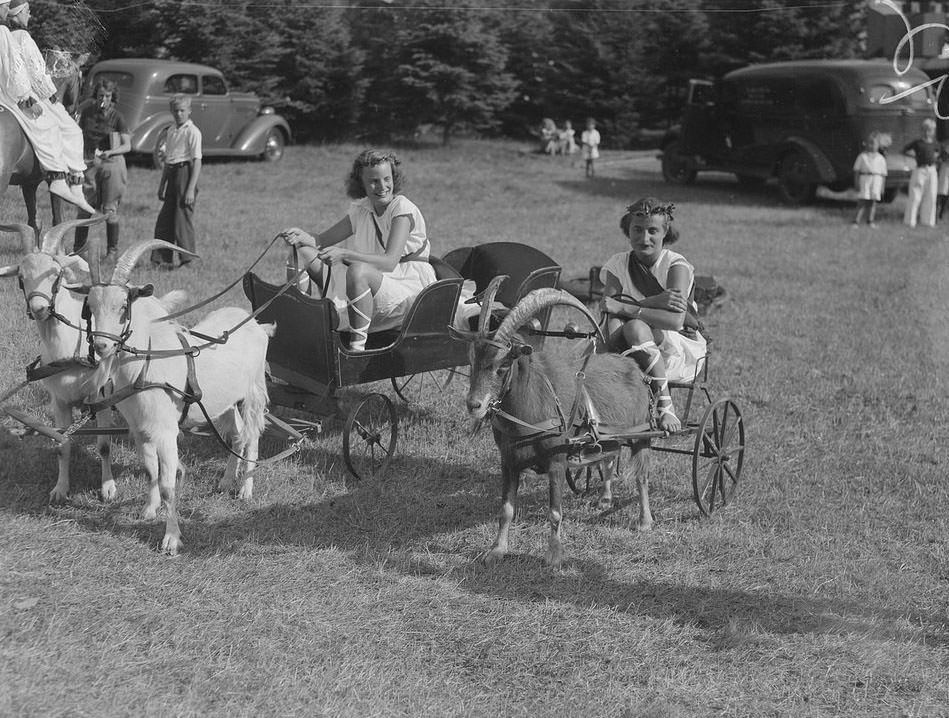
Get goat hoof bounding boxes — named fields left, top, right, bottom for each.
left=544, top=549, right=563, bottom=570
left=142, top=506, right=158, bottom=521
left=595, top=497, right=613, bottom=511
left=100, top=481, right=117, bottom=502
left=477, top=548, right=505, bottom=567
left=161, top=535, right=182, bottom=556
left=49, top=487, right=68, bottom=504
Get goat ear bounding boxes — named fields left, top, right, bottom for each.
left=0, top=264, right=19, bottom=278
left=131, top=283, right=155, bottom=300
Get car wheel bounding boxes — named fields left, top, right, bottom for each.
left=777, top=150, right=817, bottom=204
left=152, top=126, right=171, bottom=170
left=262, top=128, right=285, bottom=162
left=661, top=141, right=696, bottom=185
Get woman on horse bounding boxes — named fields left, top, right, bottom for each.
left=0, top=0, right=95, bottom=213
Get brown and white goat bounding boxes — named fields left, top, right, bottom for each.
left=459, top=281, right=654, bottom=569
left=78, top=238, right=275, bottom=555
left=1, top=218, right=117, bottom=503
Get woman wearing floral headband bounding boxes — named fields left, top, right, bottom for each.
left=599, top=197, right=707, bottom=433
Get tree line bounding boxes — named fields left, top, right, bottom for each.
left=33, top=0, right=868, bottom=148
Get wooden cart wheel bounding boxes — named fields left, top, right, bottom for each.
left=343, top=393, right=398, bottom=481
left=692, top=398, right=745, bottom=516
left=390, top=368, right=460, bottom=404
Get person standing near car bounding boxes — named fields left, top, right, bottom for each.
left=903, top=118, right=940, bottom=229
left=73, top=79, right=130, bottom=254
left=151, top=94, right=202, bottom=268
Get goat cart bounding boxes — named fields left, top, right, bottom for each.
left=558, top=345, right=746, bottom=517
left=243, top=241, right=563, bottom=480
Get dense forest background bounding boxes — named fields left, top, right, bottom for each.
left=32, top=0, right=869, bottom=147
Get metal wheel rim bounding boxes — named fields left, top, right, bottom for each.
left=661, top=142, right=696, bottom=184
left=390, top=368, right=458, bottom=404
left=264, top=131, right=284, bottom=161
left=343, top=392, right=398, bottom=481
left=692, top=399, right=745, bottom=516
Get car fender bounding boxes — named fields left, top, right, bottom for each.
left=777, top=137, right=837, bottom=183
left=130, top=112, right=175, bottom=154
left=231, top=114, right=292, bottom=155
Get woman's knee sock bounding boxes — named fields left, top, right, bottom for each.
left=623, top=340, right=677, bottom=423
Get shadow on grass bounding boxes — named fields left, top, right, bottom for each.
left=2, top=425, right=944, bottom=648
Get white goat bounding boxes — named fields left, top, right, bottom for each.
left=456, top=280, right=653, bottom=569
left=78, top=237, right=275, bottom=555
left=1, top=218, right=117, bottom=503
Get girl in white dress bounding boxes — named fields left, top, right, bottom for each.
left=281, top=149, right=435, bottom=351
left=600, top=197, right=707, bottom=433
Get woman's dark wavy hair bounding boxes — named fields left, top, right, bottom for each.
left=345, top=149, right=404, bottom=199
left=619, top=196, right=679, bottom=244
left=92, top=78, right=119, bottom=104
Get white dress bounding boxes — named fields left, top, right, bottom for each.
left=324, top=195, right=436, bottom=331
left=600, top=248, right=708, bottom=382
left=853, top=150, right=887, bottom=201
left=0, top=26, right=69, bottom=174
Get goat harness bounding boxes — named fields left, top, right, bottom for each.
left=486, top=339, right=654, bottom=459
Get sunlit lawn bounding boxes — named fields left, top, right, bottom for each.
left=1, top=140, right=948, bottom=717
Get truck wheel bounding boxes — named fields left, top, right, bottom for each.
left=262, top=128, right=285, bottom=162
left=152, top=126, right=171, bottom=170
left=661, top=141, right=696, bottom=185
left=777, top=151, right=817, bottom=204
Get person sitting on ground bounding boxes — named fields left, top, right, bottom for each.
left=2, top=0, right=94, bottom=213
left=559, top=120, right=577, bottom=155
left=280, top=149, right=436, bottom=352
left=599, top=197, right=707, bottom=433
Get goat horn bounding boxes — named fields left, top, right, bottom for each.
left=493, top=288, right=605, bottom=347
left=83, top=235, right=104, bottom=285
left=0, top=222, right=38, bottom=254
left=41, top=215, right=107, bottom=255
left=477, top=275, right=508, bottom=337
left=112, top=239, right=199, bottom=286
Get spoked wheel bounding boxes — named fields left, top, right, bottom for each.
left=343, top=392, right=398, bottom=481
left=390, top=368, right=461, bottom=404
left=692, top=398, right=745, bottom=516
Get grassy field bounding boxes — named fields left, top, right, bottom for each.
left=1, top=140, right=948, bottom=717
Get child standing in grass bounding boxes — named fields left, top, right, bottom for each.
left=903, top=118, right=939, bottom=228
left=581, top=117, right=600, bottom=177
left=151, top=95, right=202, bottom=268
left=280, top=149, right=435, bottom=352
left=852, top=131, right=887, bottom=228
left=599, top=197, right=707, bottom=434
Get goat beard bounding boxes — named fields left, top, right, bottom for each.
left=82, top=354, right=115, bottom=399
left=469, top=414, right=488, bottom=436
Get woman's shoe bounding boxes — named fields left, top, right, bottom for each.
left=49, top=179, right=97, bottom=214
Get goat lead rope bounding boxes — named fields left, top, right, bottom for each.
left=155, top=232, right=285, bottom=322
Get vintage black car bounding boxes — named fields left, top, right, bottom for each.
left=660, top=60, right=936, bottom=203
left=84, top=58, right=291, bottom=168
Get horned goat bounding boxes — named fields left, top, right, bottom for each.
left=78, top=237, right=275, bottom=556
left=1, top=218, right=117, bottom=503
left=458, top=278, right=654, bottom=569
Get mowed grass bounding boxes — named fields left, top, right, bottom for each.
left=1, top=141, right=949, bottom=717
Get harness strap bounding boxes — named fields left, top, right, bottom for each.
left=371, top=213, right=429, bottom=262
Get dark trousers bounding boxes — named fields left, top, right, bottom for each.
left=151, top=164, right=197, bottom=266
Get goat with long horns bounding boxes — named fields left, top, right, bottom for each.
left=455, top=277, right=654, bottom=569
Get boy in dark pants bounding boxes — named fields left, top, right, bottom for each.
left=151, top=95, right=202, bottom=268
